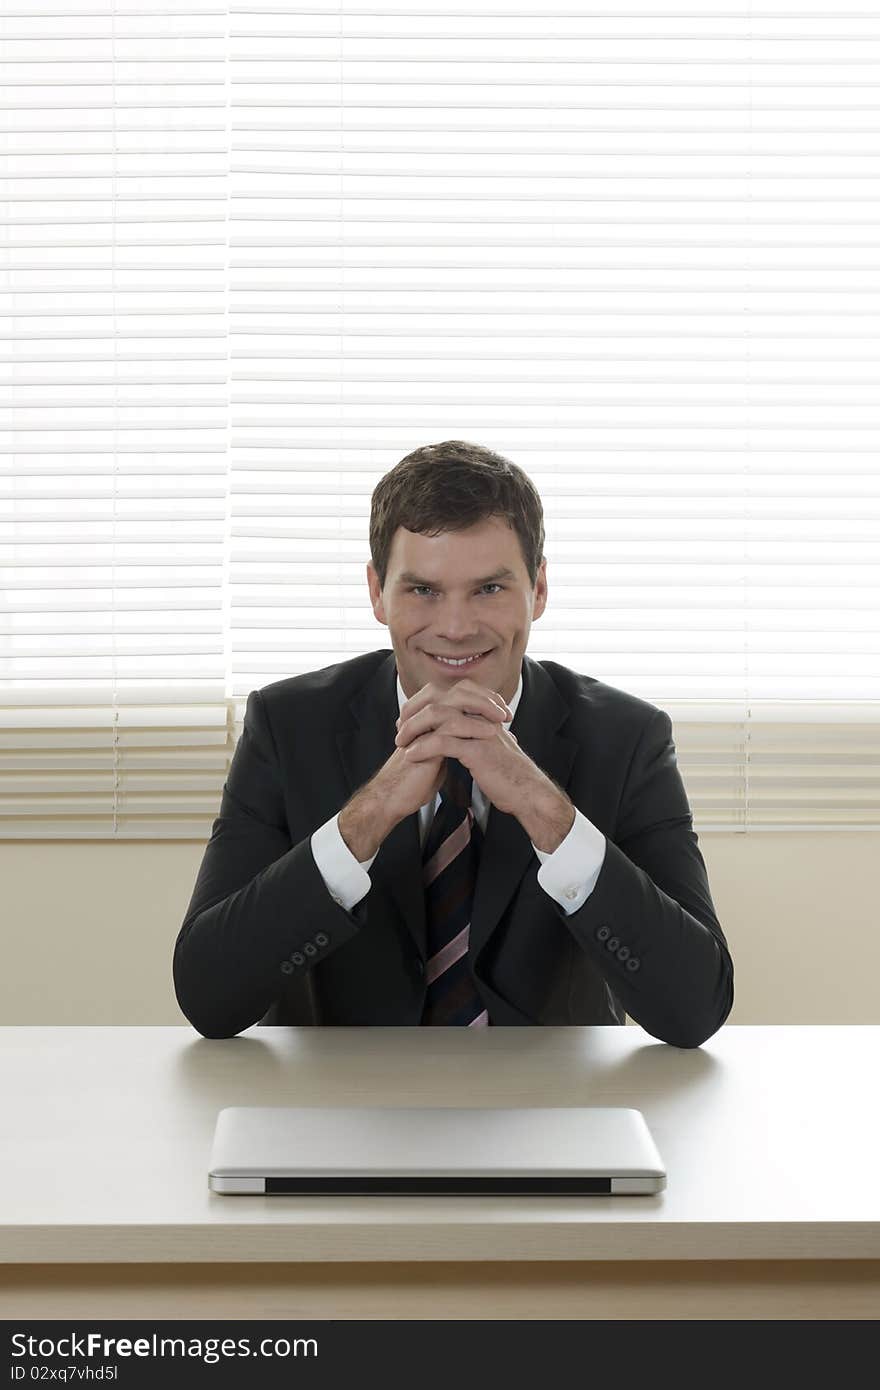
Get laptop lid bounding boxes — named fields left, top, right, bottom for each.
left=208, top=1106, right=666, bottom=1195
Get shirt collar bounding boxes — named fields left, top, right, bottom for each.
left=396, top=664, right=524, bottom=718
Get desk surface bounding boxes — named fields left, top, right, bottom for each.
left=1, top=1024, right=878, bottom=1265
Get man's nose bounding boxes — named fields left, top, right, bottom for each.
left=433, top=601, right=481, bottom=637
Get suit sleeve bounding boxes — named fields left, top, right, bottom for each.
left=557, top=708, right=734, bottom=1049
left=172, top=689, right=366, bottom=1038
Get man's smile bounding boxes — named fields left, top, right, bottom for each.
left=423, top=649, right=493, bottom=669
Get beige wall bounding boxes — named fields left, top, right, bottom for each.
left=1, top=833, right=875, bottom=1026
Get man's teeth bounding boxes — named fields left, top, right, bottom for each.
left=431, top=652, right=486, bottom=666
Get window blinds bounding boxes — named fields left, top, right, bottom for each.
left=1, top=0, right=230, bottom=838
left=1, top=0, right=879, bottom=837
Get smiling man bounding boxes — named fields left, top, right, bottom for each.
left=174, top=440, right=734, bottom=1044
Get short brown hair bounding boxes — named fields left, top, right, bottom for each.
left=369, top=440, right=545, bottom=588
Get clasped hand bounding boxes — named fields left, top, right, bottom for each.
left=394, top=677, right=538, bottom=817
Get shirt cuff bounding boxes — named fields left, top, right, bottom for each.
left=310, top=812, right=377, bottom=912
left=533, top=807, right=607, bottom=915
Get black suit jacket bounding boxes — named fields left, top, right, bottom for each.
left=173, top=648, right=734, bottom=1045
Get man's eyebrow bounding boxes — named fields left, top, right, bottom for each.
left=397, top=567, right=516, bottom=586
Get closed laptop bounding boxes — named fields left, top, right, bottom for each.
left=208, top=1105, right=667, bottom=1196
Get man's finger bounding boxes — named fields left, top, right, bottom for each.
left=398, top=679, right=512, bottom=727
left=396, top=708, right=498, bottom=747
left=403, top=725, right=515, bottom=761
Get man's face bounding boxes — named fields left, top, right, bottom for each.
left=366, top=515, right=547, bottom=704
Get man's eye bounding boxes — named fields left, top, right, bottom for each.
left=410, top=584, right=504, bottom=596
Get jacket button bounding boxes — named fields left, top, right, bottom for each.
left=607, top=936, right=620, bottom=952
left=626, top=957, right=641, bottom=972
left=315, top=932, right=329, bottom=947
left=617, top=945, right=630, bottom=962
left=281, top=961, right=294, bottom=974
left=597, top=925, right=611, bottom=942
left=304, top=942, right=317, bottom=957
left=291, top=951, right=305, bottom=966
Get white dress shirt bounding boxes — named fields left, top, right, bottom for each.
left=310, top=667, right=607, bottom=915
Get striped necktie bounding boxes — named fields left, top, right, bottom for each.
left=420, top=757, right=489, bottom=1027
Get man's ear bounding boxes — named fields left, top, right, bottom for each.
left=532, top=557, right=548, bottom=621
left=366, top=560, right=387, bottom=624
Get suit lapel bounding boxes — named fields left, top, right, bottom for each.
left=336, top=652, right=428, bottom=959
left=468, top=656, right=578, bottom=964
left=334, top=650, right=578, bottom=968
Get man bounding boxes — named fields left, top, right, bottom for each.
left=174, top=441, right=734, bottom=1044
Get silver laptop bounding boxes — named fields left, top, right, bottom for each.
left=208, top=1105, right=666, bottom=1195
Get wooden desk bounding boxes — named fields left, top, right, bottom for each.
left=1, top=1025, right=878, bottom=1319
